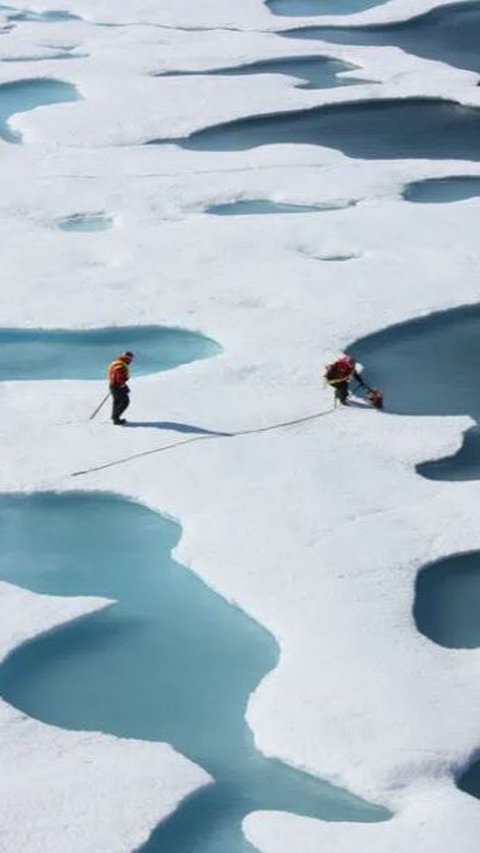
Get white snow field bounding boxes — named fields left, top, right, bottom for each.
left=1, top=0, right=480, bottom=850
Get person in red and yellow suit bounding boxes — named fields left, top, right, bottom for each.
left=108, top=351, right=134, bottom=425
left=324, top=355, right=365, bottom=406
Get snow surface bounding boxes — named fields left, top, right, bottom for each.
left=2, top=0, right=480, bottom=851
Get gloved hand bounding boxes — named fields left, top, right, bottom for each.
left=124, top=385, right=130, bottom=393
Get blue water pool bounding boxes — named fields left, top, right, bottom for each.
left=283, top=1, right=480, bottom=75
left=0, top=493, right=390, bottom=853
left=413, top=551, right=480, bottom=799
left=57, top=213, right=113, bottom=231
left=403, top=176, right=480, bottom=204
left=414, top=551, right=480, bottom=649
left=206, top=199, right=351, bottom=215
left=0, top=5, right=79, bottom=21
left=0, top=326, right=220, bottom=381
left=267, top=0, right=385, bottom=14
left=157, top=56, right=364, bottom=91
left=0, top=78, right=79, bottom=143
left=418, top=426, right=480, bottom=482
left=347, top=304, right=480, bottom=421
left=149, top=98, right=480, bottom=161
left=458, top=761, right=480, bottom=800
left=348, top=304, right=480, bottom=482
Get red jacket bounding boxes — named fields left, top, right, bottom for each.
left=108, top=357, right=129, bottom=388
left=325, top=357, right=356, bottom=385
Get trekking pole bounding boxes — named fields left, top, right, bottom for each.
left=89, top=392, right=110, bottom=420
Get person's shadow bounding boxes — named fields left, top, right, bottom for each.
left=125, top=421, right=232, bottom=437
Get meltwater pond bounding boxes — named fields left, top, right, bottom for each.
left=347, top=304, right=480, bottom=421
left=158, top=56, right=363, bottom=91
left=348, top=304, right=480, bottom=482
left=156, top=99, right=480, bottom=161
left=206, top=199, right=352, bottom=215
left=414, top=552, right=480, bottom=649
left=403, top=176, right=480, bottom=204
left=57, top=212, right=113, bottom=231
left=413, top=552, right=480, bottom=802
left=459, top=761, right=480, bottom=801
left=0, top=78, right=79, bottom=143
left=283, top=1, right=480, bottom=76
left=0, top=326, right=220, bottom=381
left=0, top=493, right=389, bottom=853
left=0, top=5, right=79, bottom=21
left=418, top=426, right=480, bottom=482
left=267, top=0, right=385, bottom=14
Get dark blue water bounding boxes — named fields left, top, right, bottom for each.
left=414, top=552, right=480, bottom=648
left=283, top=1, right=480, bottom=76
left=414, top=550, right=480, bottom=800
left=267, top=0, right=385, bottom=15
left=418, top=426, right=480, bottom=481
left=347, top=305, right=480, bottom=481
left=403, top=176, right=480, bottom=204
left=458, top=761, right=480, bottom=800
left=413, top=547, right=480, bottom=802
left=157, top=56, right=364, bottom=91
left=348, top=304, right=480, bottom=421
left=0, top=78, right=79, bottom=143
left=206, top=199, right=350, bottom=215
left=150, top=98, right=480, bottom=161
left=0, top=493, right=390, bottom=853
left=0, top=326, right=220, bottom=380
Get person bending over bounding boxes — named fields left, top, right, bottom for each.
left=324, top=355, right=365, bottom=406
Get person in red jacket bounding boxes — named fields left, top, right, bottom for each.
left=324, top=355, right=383, bottom=409
left=324, top=355, right=365, bottom=405
left=108, top=351, right=134, bottom=424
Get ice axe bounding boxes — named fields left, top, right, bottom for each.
left=89, top=392, right=110, bottom=420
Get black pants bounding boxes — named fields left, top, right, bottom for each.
left=110, top=386, right=130, bottom=422
left=334, top=381, right=349, bottom=404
